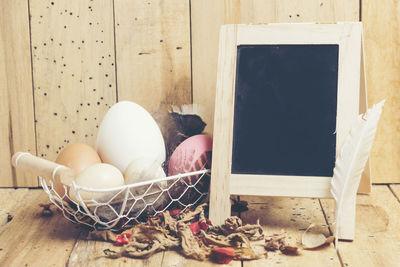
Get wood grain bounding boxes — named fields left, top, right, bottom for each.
left=161, top=251, right=241, bottom=267
left=68, top=237, right=161, bottom=266
left=321, top=186, right=400, bottom=266
left=0, top=26, right=13, bottom=187
left=29, top=0, right=117, bottom=162
left=0, top=188, right=30, bottom=216
left=191, top=0, right=359, bottom=135
left=240, top=196, right=340, bottom=266
left=0, top=189, right=80, bottom=267
left=209, top=25, right=237, bottom=225
left=362, top=0, right=400, bottom=182
left=389, top=184, right=400, bottom=201
left=0, top=0, right=37, bottom=187
left=114, top=0, right=191, bottom=112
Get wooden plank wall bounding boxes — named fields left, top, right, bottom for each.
left=362, top=0, right=400, bottom=183
left=114, top=0, right=191, bottom=112
left=0, top=0, right=37, bottom=187
left=30, top=0, right=117, bottom=164
left=0, top=0, right=399, bottom=186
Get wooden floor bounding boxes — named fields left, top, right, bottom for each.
left=0, top=185, right=399, bottom=267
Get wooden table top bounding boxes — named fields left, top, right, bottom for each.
left=0, top=185, right=399, bottom=266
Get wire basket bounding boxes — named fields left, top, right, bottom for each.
left=40, top=169, right=210, bottom=231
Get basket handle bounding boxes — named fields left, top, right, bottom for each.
left=11, top=152, right=75, bottom=186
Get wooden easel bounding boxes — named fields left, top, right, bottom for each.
left=210, top=22, right=369, bottom=241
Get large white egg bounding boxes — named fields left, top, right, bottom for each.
left=96, top=101, right=166, bottom=173
left=69, top=163, right=125, bottom=203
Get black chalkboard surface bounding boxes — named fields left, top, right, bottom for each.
left=231, top=45, right=339, bottom=177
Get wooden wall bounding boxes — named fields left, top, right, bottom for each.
left=1, top=0, right=399, bottom=186
left=362, top=0, right=400, bottom=183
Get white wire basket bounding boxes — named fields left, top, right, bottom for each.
left=40, top=169, right=211, bottom=231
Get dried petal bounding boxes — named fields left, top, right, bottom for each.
left=199, top=221, right=208, bottom=231
left=211, top=247, right=235, bottom=264
left=169, top=209, right=181, bottom=217
left=189, top=221, right=201, bottom=235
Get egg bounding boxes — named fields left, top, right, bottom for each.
left=167, top=134, right=213, bottom=206
left=125, top=158, right=166, bottom=185
left=69, top=163, right=124, bottom=203
left=168, top=134, right=213, bottom=175
left=125, top=158, right=167, bottom=198
left=54, top=143, right=101, bottom=199
left=96, top=101, right=166, bottom=173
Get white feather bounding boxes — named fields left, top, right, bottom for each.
left=331, top=100, right=385, bottom=247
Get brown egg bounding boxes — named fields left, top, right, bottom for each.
left=53, top=143, right=101, bottom=199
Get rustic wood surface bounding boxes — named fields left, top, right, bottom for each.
left=240, top=196, right=340, bottom=266
left=0, top=189, right=80, bottom=266
left=321, top=185, right=400, bottom=267
left=0, top=186, right=398, bottom=266
left=362, top=0, right=400, bottom=182
left=114, top=0, right=192, bottom=112
left=29, top=0, right=117, bottom=163
left=0, top=0, right=37, bottom=187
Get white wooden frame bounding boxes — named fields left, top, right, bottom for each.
left=210, top=23, right=363, bottom=240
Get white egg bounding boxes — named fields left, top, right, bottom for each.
left=125, top=158, right=167, bottom=198
left=96, top=101, right=166, bottom=173
left=125, top=158, right=166, bottom=185
left=69, top=163, right=124, bottom=203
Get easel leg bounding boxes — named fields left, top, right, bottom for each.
left=209, top=173, right=231, bottom=225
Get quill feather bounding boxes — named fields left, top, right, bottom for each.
left=331, top=100, right=385, bottom=248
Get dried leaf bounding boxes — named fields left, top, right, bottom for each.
left=163, top=211, right=178, bottom=234
left=103, top=249, right=121, bottom=259
left=280, top=245, right=299, bottom=255
left=265, top=232, right=286, bottom=251
left=302, top=223, right=333, bottom=249
left=177, top=222, right=207, bottom=260
left=199, top=230, right=231, bottom=247
left=179, top=203, right=208, bottom=223
left=89, top=204, right=267, bottom=262
left=234, top=247, right=263, bottom=260
left=265, top=231, right=299, bottom=255
left=121, top=241, right=166, bottom=258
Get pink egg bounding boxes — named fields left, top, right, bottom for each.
left=168, top=134, right=213, bottom=175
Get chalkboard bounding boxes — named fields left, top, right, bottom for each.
left=231, top=44, right=339, bottom=177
